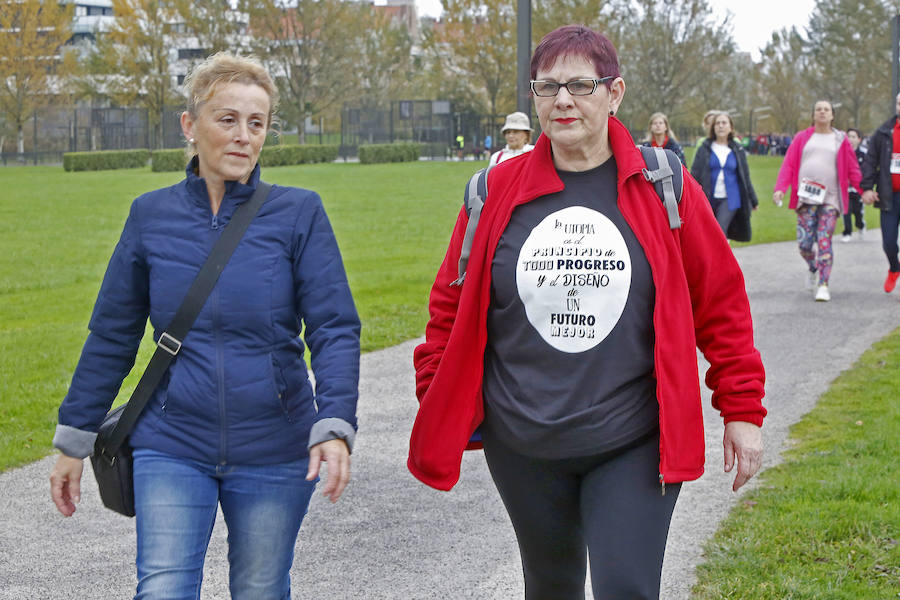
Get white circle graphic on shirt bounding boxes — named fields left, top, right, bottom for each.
left=516, top=206, right=632, bottom=353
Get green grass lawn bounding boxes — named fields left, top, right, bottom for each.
left=0, top=160, right=476, bottom=469
left=2, top=154, right=896, bottom=595
left=693, top=329, right=900, bottom=598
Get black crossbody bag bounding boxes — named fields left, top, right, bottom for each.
left=90, top=181, right=272, bottom=517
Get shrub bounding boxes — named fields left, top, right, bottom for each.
left=358, top=143, right=421, bottom=164
left=151, top=149, right=188, bottom=172
left=258, top=144, right=339, bottom=167
left=62, top=149, right=151, bottom=172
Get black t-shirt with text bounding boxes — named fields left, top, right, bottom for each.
left=483, top=157, right=658, bottom=459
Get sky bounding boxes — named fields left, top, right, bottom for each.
left=413, top=0, right=817, bottom=61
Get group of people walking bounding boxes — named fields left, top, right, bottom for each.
left=655, top=98, right=897, bottom=304
left=45, top=22, right=900, bottom=600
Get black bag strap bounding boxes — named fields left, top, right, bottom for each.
left=95, top=181, right=272, bottom=460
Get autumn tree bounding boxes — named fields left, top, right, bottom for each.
left=614, top=0, right=735, bottom=134
left=172, top=0, right=249, bottom=57
left=532, top=0, right=625, bottom=43
left=806, top=0, right=893, bottom=131
left=245, top=0, right=370, bottom=142
left=356, top=5, right=416, bottom=107
left=757, top=27, right=813, bottom=133
left=88, top=0, right=181, bottom=148
left=0, top=0, right=73, bottom=156
left=422, top=0, right=518, bottom=118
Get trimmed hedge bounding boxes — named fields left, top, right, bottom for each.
left=62, top=149, right=151, bottom=172
left=358, top=143, right=421, bottom=164
left=151, top=149, right=188, bottom=172
left=258, top=144, right=339, bottom=167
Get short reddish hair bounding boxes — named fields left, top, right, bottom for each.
left=530, top=25, right=620, bottom=89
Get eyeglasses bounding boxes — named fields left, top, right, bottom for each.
left=529, top=77, right=613, bottom=97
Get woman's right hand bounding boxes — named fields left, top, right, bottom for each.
left=772, top=191, right=784, bottom=207
left=50, top=454, right=84, bottom=517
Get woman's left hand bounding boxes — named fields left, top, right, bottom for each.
left=723, top=421, right=763, bottom=492
left=307, top=439, right=351, bottom=503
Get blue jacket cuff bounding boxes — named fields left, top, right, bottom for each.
left=308, top=418, right=356, bottom=454
left=53, top=424, right=97, bottom=459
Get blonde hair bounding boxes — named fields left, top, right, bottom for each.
left=183, top=52, right=279, bottom=127
left=648, top=112, right=677, bottom=142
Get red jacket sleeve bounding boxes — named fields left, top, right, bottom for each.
left=412, top=207, right=467, bottom=402
left=678, top=175, right=767, bottom=425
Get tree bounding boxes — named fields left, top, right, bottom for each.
left=356, top=5, right=416, bottom=107
left=806, top=0, right=893, bottom=131
left=172, top=0, right=249, bottom=57
left=757, top=27, right=813, bottom=133
left=245, top=0, right=370, bottom=142
left=422, top=0, right=518, bottom=117
left=614, top=0, right=735, bottom=135
left=0, top=0, right=73, bottom=156
left=89, top=0, right=181, bottom=149
left=532, top=0, right=624, bottom=43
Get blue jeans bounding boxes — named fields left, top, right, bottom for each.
left=132, top=449, right=317, bottom=600
left=881, top=192, right=900, bottom=272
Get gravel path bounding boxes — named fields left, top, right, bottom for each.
left=1, top=232, right=896, bottom=599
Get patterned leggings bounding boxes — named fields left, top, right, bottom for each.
left=797, top=204, right=840, bottom=285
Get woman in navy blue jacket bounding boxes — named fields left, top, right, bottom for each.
left=49, top=53, right=361, bottom=599
left=691, top=112, right=758, bottom=242
left=641, top=112, right=686, bottom=165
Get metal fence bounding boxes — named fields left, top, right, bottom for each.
left=340, top=100, right=508, bottom=160
left=1, top=105, right=185, bottom=165
left=2, top=100, right=512, bottom=165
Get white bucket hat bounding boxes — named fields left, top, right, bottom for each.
left=501, top=111, right=533, bottom=133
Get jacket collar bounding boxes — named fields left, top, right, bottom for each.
left=184, top=155, right=261, bottom=206
left=516, top=116, right=642, bottom=200
left=877, top=115, right=899, bottom=135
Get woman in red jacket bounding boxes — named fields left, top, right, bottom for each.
left=773, top=100, right=862, bottom=302
left=409, top=25, right=765, bottom=599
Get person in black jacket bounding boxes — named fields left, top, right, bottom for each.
left=690, top=112, right=758, bottom=241
left=862, top=92, right=900, bottom=293
left=840, top=128, right=866, bottom=242
left=642, top=112, right=686, bottom=165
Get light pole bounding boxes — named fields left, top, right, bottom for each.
left=749, top=106, right=772, bottom=136
left=516, top=0, right=531, bottom=119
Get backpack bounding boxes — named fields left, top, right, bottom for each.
left=451, top=145, right=684, bottom=286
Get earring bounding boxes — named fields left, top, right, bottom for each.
left=189, top=138, right=195, bottom=144
left=609, top=110, right=615, bottom=116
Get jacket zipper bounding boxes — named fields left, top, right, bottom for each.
left=209, top=209, right=226, bottom=463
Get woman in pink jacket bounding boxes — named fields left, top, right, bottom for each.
left=773, top=100, right=862, bottom=302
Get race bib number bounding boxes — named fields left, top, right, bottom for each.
left=798, top=178, right=826, bottom=204
left=891, top=153, right=900, bottom=174
left=516, top=206, right=631, bottom=353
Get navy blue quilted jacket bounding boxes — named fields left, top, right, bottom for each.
left=54, top=160, right=361, bottom=465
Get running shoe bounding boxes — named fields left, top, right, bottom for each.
left=805, top=270, right=817, bottom=290
left=885, top=270, right=900, bottom=293
left=857, top=226, right=865, bottom=241
left=840, top=234, right=852, bottom=243
left=815, top=285, right=831, bottom=302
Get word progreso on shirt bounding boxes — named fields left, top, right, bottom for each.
left=516, top=206, right=632, bottom=353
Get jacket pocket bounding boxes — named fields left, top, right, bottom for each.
left=270, top=354, right=293, bottom=422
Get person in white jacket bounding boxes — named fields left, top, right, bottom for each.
left=489, top=111, right=535, bottom=166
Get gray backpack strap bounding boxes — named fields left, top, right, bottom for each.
left=639, top=145, right=683, bottom=229
left=452, top=164, right=493, bottom=286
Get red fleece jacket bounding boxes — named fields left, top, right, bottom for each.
left=409, top=117, right=766, bottom=491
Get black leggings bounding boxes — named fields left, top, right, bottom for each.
left=482, top=430, right=680, bottom=600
